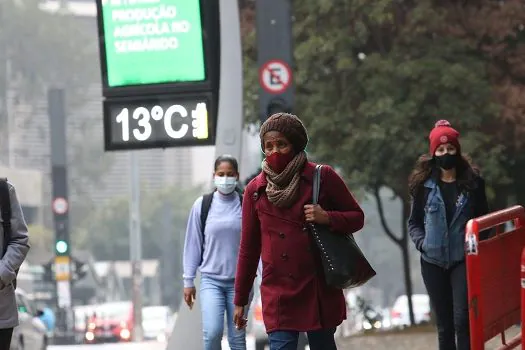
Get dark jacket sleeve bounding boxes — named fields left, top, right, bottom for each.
left=474, top=177, right=493, bottom=240
left=473, top=177, right=489, bottom=218
left=408, top=188, right=426, bottom=252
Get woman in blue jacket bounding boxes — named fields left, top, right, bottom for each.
left=408, top=120, right=489, bottom=350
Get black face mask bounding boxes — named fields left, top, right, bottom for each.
left=435, top=154, right=458, bottom=170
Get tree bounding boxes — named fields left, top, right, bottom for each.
left=26, top=224, right=53, bottom=259
left=290, top=0, right=507, bottom=325
left=74, top=185, right=201, bottom=259
left=74, top=184, right=203, bottom=309
left=239, top=0, right=258, bottom=123
left=440, top=0, right=525, bottom=207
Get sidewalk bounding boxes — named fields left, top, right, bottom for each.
left=336, top=326, right=521, bottom=350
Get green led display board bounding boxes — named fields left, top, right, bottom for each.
left=99, top=0, right=206, bottom=87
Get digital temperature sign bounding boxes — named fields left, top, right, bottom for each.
left=97, top=0, right=206, bottom=88
left=95, top=0, right=220, bottom=151
left=103, top=94, right=214, bottom=150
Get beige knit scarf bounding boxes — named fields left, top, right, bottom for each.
left=262, top=151, right=307, bottom=208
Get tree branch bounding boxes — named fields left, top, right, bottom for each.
left=373, top=185, right=402, bottom=246
left=362, top=15, right=388, bottom=56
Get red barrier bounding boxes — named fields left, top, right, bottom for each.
left=465, top=205, right=525, bottom=350
left=521, top=247, right=525, bottom=347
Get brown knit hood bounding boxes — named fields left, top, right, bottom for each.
left=259, top=113, right=308, bottom=152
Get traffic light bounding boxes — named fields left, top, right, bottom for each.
left=54, top=218, right=70, bottom=256
left=266, top=98, right=291, bottom=117
left=73, top=258, right=88, bottom=281
left=55, top=240, right=69, bottom=255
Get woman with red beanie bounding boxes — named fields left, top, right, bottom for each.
left=232, top=113, right=364, bottom=350
left=408, top=120, right=490, bottom=350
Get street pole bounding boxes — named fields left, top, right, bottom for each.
left=256, top=0, right=295, bottom=122
left=48, top=88, right=74, bottom=344
left=129, top=152, right=143, bottom=342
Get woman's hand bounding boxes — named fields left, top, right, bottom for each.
left=304, top=204, right=330, bottom=225
left=184, top=287, right=196, bottom=310
left=233, top=305, right=247, bottom=330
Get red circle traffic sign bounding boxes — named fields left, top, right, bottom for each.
left=259, top=59, right=292, bottom=94
left=52, top=197, right=68, bottom=215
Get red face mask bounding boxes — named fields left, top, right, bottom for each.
left=266, top=152, right=295, bottom=173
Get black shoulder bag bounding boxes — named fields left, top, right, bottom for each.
left=309, top=165, right=376, bottom=289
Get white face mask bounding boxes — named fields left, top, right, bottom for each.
left=214, top=176, right=238, bottom=194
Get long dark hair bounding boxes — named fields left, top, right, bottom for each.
left=408, top=153, right=480, bottom=197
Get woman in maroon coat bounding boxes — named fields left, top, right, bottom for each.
left=233, top=113, right=365, bottom=350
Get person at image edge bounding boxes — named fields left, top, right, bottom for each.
left=408, top=120, right=490, bottom=350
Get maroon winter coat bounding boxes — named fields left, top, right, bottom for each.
left=234, top=162, right=365, bottom=332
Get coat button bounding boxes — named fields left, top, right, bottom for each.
left=281, top=253, right=288, bottom=261
left=279, top=232, right=285, bottom=239
left=302, top=226, right=308, bottom=232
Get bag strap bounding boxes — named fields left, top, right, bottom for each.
left=199, top=190, right=242, bottom=264
left=0, top=178, right=11, bottom=256
left=200, top=189, right=243, bottom=234
left=313, top=165, right=323, bottom=205
left=200, top=192, right=215, bottom=236
left=237, top=189, right=243, bottom=205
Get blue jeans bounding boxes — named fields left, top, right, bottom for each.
left=200, top=275, right=250, bottom=350
left=268, top=328, right=337, bottom=350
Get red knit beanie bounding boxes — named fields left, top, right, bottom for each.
left=428, top=120, right=461, bottom=155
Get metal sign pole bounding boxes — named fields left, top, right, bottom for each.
left=256, top=0, right=295, bottom=122
left=48, top=88, right=74, bottom=344
left=129, top=151, right=143, bottom=342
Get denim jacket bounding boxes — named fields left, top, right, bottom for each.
left=408, top=174, right=489, bottom=269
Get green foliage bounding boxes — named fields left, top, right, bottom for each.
left=240, top=0, right=523, bottom=310
left=74, top=184, right=203, bottom=261
left=27, top=224, right=53, bottom=256
left=72, top=184, right=204, bottom=309
left=292, top=1, right=506, bottom=202
left=241, top=18, right=259, bottom=124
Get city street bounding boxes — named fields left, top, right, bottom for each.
left=45, top=329, right=520, bottom=350
left=49, top=336, right=261, bottom=350
left=49, top=341, right=167, bottom=350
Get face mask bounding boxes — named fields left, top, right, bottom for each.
left=214, top=176, right=237, bottom=194
left=266, top=152, right=295, bottom=173
left=435, top=154, right=458, bottom=170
